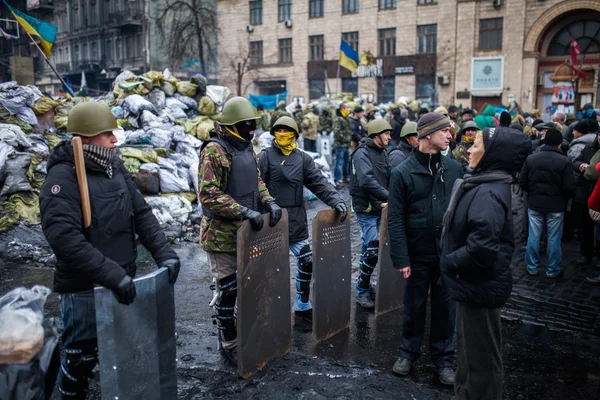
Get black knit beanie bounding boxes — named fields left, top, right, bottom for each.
left=574, top=120, right=590, bottom=135
left=417, top=112, right=451, bottom=139
left=481, top=127, right=497, bottom=149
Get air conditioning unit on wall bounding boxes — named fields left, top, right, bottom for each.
left=246, top=25, right=253, bottom=33
left=285, top=20, right=293, bottom=28
left=492, top=0, right=501, bottom=8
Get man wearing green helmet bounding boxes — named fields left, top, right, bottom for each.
left=258, top=116, right=347, bottom=323
left=452, top=121, right=479, bottom=166
left=389, top=121, right=419, bottom=169
left=350, top=118, right=391, bottom=309
left=39, top=101, right=180, bottom=398
left=198, top=96, right=282, bottom=363
left=271, top=100, right=291, bottom=128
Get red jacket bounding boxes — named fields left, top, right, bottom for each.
left=588, top=163, right=600, bottom=211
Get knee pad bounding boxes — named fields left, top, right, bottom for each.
left=211, top=274, right=237, bottom=341
left=59, top=341, right=98, bottom=399
left=363, top=240, right=379, bottom=268
left=209, top=274, right=237, bottom=307
left=296, top=245, right=313, bottom=277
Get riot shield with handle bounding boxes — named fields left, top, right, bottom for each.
left=375, top=204, right=406, bottom=315
left=236, top=210, right=290, bottom=379
left=312, top=208, right=351, bottom=342
left=94, top=267, right=176, bottom=400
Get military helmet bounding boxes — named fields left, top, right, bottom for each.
left=270, top=116, right=299, bottom=137
left=460, top=120, right=479, bottom=134
left=277, top=100, right=287, bottom=109
left=434, top=106, right=449, bottom=116
left=219, top=96, right=260, bottom=125
left=67, top=102, right=118, bottom=137
left=400, top=121, right=418, bottom=138
left=367, top=119, right=392, bottom=137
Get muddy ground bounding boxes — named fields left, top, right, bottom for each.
left=1, top=187, right=600, bottom=399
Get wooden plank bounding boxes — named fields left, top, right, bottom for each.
left=312, top=208, right=351, bottom=342
left=236, top=210, right=291, bottom=379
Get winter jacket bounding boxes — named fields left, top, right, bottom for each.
left=389, top=140, right=414, bottom=169
left=587, top=163, right=600, bottom=211
left=441, top=127, right=531, bottom=308
left=567, top=133, right=596, bottom=162
left=518, top=146, right=576, bottom=213
left=301, top=111, right=319, bottom=140
left=573, top=136, right=600, bottom=204
left=388, top=150, right=463, bottom=268
left=333, top=111, right=351, bottom=148
left=271, top=108, right=291, bottom=129
left=259, top=146, right=343, bottom=242
left=39, top=141, right=177, bottom=293
left=349, top=116, right=365, bottom=144
left=390, top=118, right=404, bottom=147
left=452, top=141, right=472, bottom=166
left=350, top=138, right=390, bottom=215
left=474, top=105, right=498, bottom=130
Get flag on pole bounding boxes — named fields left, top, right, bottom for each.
left=3, top=0, right=57, bottom=56
left=81, top=71, right=87, bottom=88
left=339, top=39, right=359, bottom=73
left=570, top=37, right=581, bottom=66
left=65, top=77, right=74, bottom=95
left=0, top=27, right=17, bottom=40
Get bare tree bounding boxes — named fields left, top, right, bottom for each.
left=222, top=42, right=274, bottom=96
left=155, top=0, right=217, bottom=76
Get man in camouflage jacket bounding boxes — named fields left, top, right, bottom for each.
left=271, top=100, right=291, bottom=128
left=198, top=96, right=282, bottom=363
left=333, top=102, right=352, bottom=184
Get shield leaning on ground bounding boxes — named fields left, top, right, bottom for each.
left=94, top=267, right=176, bottom=400
left=312, top=208, right=351, bottom=342
left=375, top=205, right=406, bottom=315
left=236, top=210, right=290, bottom=379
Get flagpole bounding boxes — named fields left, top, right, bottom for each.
left=21, top=29, right=75, bottom=96
left=335, top=63, right=340, bottom=95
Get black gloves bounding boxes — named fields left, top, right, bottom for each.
left=264, top=200, right=282, bottom=227
left=162, top=258, right=181, bottom=284
left=114, top=275, right=136, bottom=305
left=334, top=202, right=348, bottom=222
left=241, top=206, right=264, bottom=231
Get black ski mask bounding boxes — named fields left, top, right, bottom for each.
left=234, top=120, right=257, bottom=141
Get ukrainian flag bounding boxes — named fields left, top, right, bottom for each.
left=3, top=1, right=56, bottom=56
left=339, top=39, right=359, bottom=73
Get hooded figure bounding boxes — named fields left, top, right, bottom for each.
left=440, top=127, right=530, bottom=400
left=474, top=105, right=498, bottom=130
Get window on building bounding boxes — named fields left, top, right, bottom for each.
left=105, top=39, right=112, bottom=61
left=309, top=0, right=324, bottom=18
left=116, top=37, right=122, bottom=60
left=379, top=0, right=396, bottom=9
left=91, top=41, right=97, bottom=60
left=342, top=77, right=358, bottom=96
left=278, top=0, right=292, bottom=22
left=417, top=24, right=437, bottom=54
left=342, top=31, right=359, bottom=53
left=479, top=18, right=503, bottom=50
left=136, top=33, right=142, bottom=57
left=418, top=0, right=437, bottom=4
left=279, top=38, right=292, bottom=63
left=547, top=20, right=600, bottom=56
left=416, top=75, right=435, bottom=100
left=309, top=79, right=325, bottom=99
left=126, top=36, right=133, bottom=58
left=343, top=0, right=359, bottom=14
left=249, top=41, right=263, bottom=65
left=249, top=0, right=262, bottom=25
left=309, top=35, right=324, bottom=61
left=379, top=28, right=396, bottom=56
left=82, top=42, right=88, bottom=61
left=378, top=76, right=395, bottom=103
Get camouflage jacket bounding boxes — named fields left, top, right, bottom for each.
left=256, top=111, right=270, bottom=131
left=319, top=112, right=333, bottom=132
left=198, top=138, right=273, bottom=252
left=452, top=142, right=472, bottom=166
left=333, top=115, right=351, bottom=148
left=301, top=112, right=319, bottom=140
left=270, top=109, right=291, bottom=129
left=294, top=112, right=304, bottom=134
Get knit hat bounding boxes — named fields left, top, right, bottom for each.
left=589, top=119, right=599, bottom=134
left=417, top=112, right=452, bottom=139
left=574, top=120, right=590, bottom=135
left=481, top=127, right=497, bottom=149
left=461, top=108, right=474, bottom=116
left=544, top=128, right=563, bottom=146
left=448, top=105, right=459, bottom=113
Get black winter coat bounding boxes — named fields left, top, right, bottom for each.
left=388, top=150, right=463, bottom=268
left=349, top=117, right=365, bottom=143
left=259, top=146, right=343, bottom=242
left=573, top=136, right=600, bottom=204
left=389, top=140, right=413, bottom=169
left=441, top=127, right=531, bottom=308
left=39, top=141, right=177, bottom=293
left=519, top=146, right=576, bottom=212
left=390, top=118, right=404, bottom=147
left=350, top=138, right=390, bottom=215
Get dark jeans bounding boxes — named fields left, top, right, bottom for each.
left=399, top=261, right=455, bottom=368
left=455, top=303, right=503, bottom=400
left=304, top=138, right=317, bottom=152
left=575, top=201, right=595, bottom=259
left=334, top=147, right=350, bottom=182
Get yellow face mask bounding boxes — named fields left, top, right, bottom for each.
left=273, top=130, right=297, bottom=156
left=462, top=134, right=476, bottom=144
left=341, top=108, right=350, bottom=117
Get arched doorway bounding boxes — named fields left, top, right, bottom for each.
left=535, top=11, right=600, bottom=119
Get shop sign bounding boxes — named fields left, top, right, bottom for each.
left=394, top=66, right=414, bottom=75
left=471, top=57, right=504, bottom=92
left=352, top=59, right=383, bottom=78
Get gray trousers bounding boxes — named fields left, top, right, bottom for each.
left=455, top=302, right=503, bottom=400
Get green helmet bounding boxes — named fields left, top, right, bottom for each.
left=460, top=120, right=479, bottom=134
left=367, top=119, right=392, bottom=137
left=67, top=102, right=118, bottom=137
left=270, top=116, right=299, bottom=137
left=219, top=96, right=259, bottom=125
left=277, top=100, right=287, bottom=109
left=400, top=121, right=418, bottom=138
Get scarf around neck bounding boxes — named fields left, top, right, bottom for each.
left=82, top=144, right=115, bottom=178
left=440, top=171, right=513, bottom=245
left=274, top=131, right=297, bottom=156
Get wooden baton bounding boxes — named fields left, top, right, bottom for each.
left=72, top=137, right=92, bottom=228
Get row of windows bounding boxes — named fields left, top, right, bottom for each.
left=53, top=34, right=142, bottom=66
left=308, top=75, right=434, bottom=102
left=54, top=0, right=142, bottom=34
left=249, top=0, right=438, bottom=25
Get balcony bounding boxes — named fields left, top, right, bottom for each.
left=56, top=63, right=71, bottom=74
left=26, top=0, right=54, bottom=13
left=76, top=59, right=102, bottom=73
left=109, top=10, right=143, bottom=29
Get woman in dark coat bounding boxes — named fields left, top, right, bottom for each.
left=440, top=127, right=530, bottom=400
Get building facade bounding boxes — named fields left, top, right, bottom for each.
left=217, top=0, right=600, bottom=113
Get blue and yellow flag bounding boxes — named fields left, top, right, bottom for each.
left=3, top=1, right=56, bottom=56
left=339, top=39, right=359, bottom=73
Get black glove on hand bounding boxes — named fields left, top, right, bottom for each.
left=162, top=258, right=181, bottom=284
left=241, top=206, right=264, bottom=231
left=114, top=275, right=136, bottom=305
left=334, top=202, right=348, bottom=222
left=265, top=200, right=282, bottom=227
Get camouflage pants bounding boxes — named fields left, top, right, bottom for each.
left=207, top=251, right=237, bottom=281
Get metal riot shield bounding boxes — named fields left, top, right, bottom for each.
left=236, top=210, right=290, bottom=379
left=312, top=208, right=351, bottom=342
left=94, top=267, right=176, bottom=400
left=375, top=205, right=406, bottom=315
